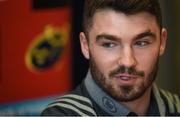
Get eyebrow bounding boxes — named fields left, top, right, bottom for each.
left=134, top=30, right=156, bottom=40
left=96, top=34, right=120, bottom=42
left=95, top=29, right=156, bottom=42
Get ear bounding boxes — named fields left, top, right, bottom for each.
left=159, top=28, right=167, bottom=56
left=79, top=32, right=90, bottom=59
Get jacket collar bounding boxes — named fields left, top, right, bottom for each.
left=84, top=70, right=166, bottom=116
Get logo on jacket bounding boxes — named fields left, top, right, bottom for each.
left=25, top=24, right=69, bottom=72
left=102, top=96, right=117, bottom=113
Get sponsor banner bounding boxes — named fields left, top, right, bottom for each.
left=0, top=0, right=72, bottom=106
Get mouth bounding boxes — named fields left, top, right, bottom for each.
left=112, top=74, right=139, bottom=85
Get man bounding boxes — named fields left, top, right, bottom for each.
left=41, top=0, right=180, bottom=116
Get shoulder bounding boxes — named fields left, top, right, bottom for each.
left=41, top=85, right=97, bottom=116
left=158, top=88, right=180, bottom=115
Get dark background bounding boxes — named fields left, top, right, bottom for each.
left=71, top=0, right=89, bottom=88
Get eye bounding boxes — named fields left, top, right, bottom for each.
left=135, top=41, right=150, bottom=47
left=102, top=42, right=116, bottom=48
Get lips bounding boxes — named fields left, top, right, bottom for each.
left=120, top=76, right=132, bottom=81
left=114, top=74, right=138, bottom=79
left=113, top=74, right=139, bottom=85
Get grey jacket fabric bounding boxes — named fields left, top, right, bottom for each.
left=41, top=72, right=180, bottom=116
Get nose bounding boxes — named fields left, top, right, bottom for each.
left=118, top=46, right=137, bottom=67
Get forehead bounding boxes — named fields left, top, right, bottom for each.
left=89, top=9, right=160, bottom=38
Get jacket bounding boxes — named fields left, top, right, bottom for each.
left=41, top=71, right=180, bottom=116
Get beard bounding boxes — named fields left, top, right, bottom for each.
left=90, top=54, right=158, bottom=102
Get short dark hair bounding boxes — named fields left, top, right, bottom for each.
left=83, top=0, right=162, bottom=36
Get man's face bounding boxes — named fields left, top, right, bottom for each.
left=80, top=9, right=167, bottom=102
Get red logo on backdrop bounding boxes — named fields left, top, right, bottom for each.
left=0, top=0, right=72, bottom=105
left=25, top=24, right=70, bottom=72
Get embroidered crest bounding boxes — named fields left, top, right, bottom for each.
left=102, top=96, right=117, bottom=113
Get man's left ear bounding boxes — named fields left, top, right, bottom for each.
left=160, top=28, right=167, bottom=56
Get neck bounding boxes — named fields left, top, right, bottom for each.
left=121, top=87, right=152, bottom=116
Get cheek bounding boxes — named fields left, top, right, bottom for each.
left=135, top=49, right=159, bottom=74
left=90, top=48, right=119, bottom=76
